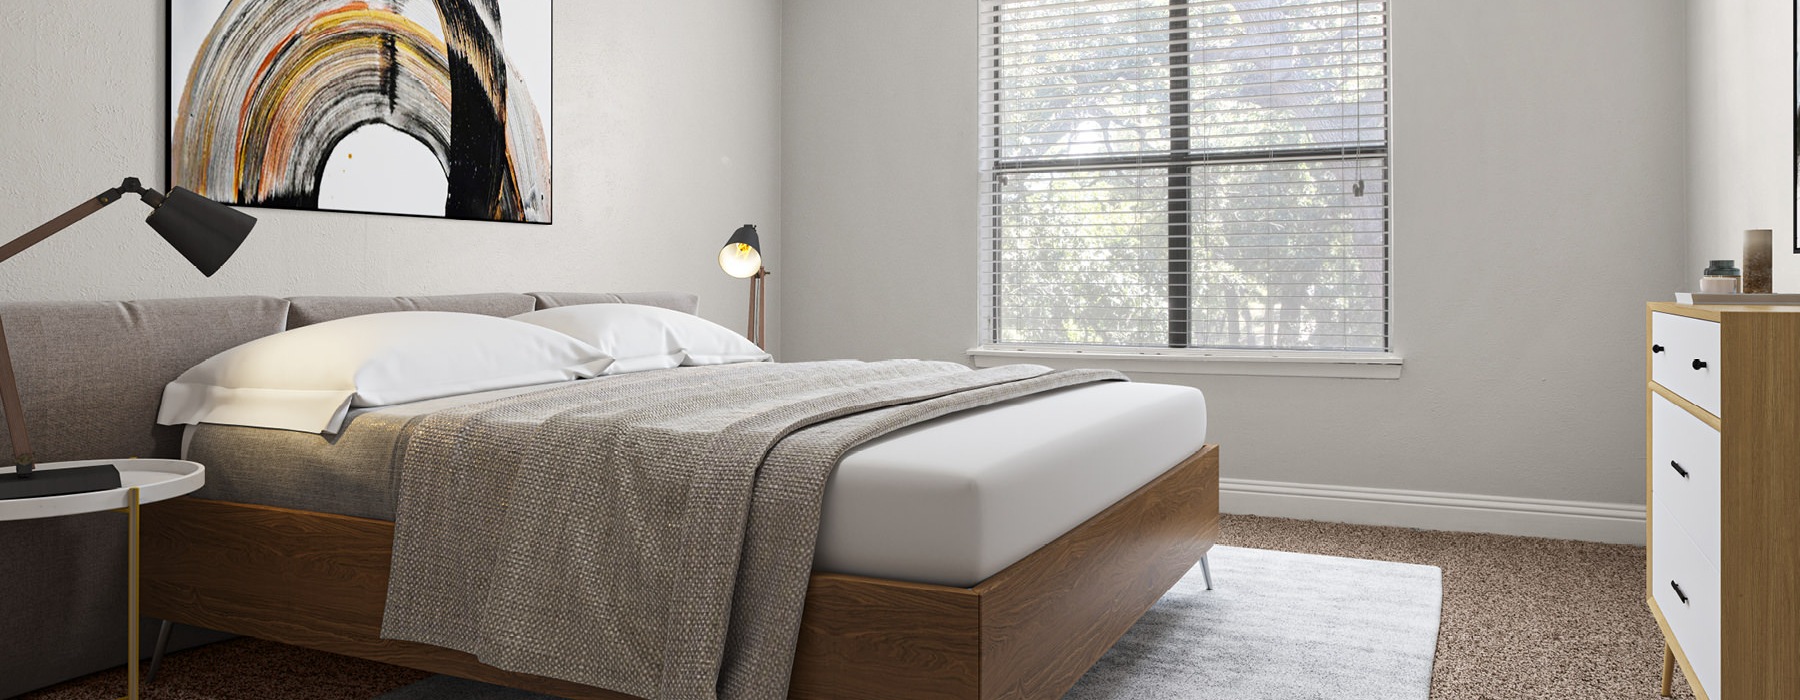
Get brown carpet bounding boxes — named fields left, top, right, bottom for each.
left=1221, top=515, right=1691, bottom=700
left=18, top=514, right=1690, bottom=700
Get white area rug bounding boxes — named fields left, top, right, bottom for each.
left=1064, top=545, right=1440, bottom=699
left=376, top=546, right=1442, bottom=700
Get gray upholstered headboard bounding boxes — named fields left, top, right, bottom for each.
left=0, top=290, right=699, bottom=463
left=0, top=291, right=693, bottom=697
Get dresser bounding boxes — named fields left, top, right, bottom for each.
left=1645, top=302, right=1800, bottom=699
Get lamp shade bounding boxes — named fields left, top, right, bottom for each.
left=718, top=224, right=762, bottom=279
left=145, top=187, right=255, bottom=277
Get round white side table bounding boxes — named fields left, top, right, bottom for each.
left=0, top=459, right=204, bottom=700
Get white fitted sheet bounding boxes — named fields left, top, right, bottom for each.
left=186, top=378, right=1207, bottom=588
left=820, top=381, right=1208, bottom=586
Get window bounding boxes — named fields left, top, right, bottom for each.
left=978, top=0, right=1390, bottom=354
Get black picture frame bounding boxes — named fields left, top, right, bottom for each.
left=164, top=1, right=554, bottom=226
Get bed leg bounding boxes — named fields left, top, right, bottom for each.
left=147, top=619, right=174, bottom=683
left=1199, top=554, right=1213, bottom=591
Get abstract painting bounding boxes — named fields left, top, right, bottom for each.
left=169, top=0, right=552, bottom=223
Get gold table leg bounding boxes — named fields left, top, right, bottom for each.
left=1660, top=643, right=1675, bottom=697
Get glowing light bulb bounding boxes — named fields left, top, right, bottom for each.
left=719, top=241, right=762, bottom=278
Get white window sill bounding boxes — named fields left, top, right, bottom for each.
left=967, top=345, right=1405, bottom=379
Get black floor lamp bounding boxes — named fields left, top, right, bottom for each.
left=718, top=224, right=769, bottom=348
left=0, top=177, right=255, bottom=500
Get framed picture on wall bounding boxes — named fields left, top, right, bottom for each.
left=168, top=1, right=553, bottom=224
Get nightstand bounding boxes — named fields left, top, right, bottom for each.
left=0, top=459, right=204, bottom=700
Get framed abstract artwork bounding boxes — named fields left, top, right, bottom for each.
left=168, top=1, right=552, bottom=224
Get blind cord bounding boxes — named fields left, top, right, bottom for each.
left=1353, top=0, right=1367, bottom=198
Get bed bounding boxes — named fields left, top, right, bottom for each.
left=0, top=292, right=1218, bottom=700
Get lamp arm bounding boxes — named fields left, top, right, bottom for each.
left=747, top=267, right=771, bottom=350
left=756, top=268, right=768, bottom=351
left=0, top=180, right=154, bottom=266
left=0, top=178, right=157, bottom=476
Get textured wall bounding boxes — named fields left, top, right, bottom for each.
left=1686, top=0, right=1797, bottom=290
left=780, top=0, right=1689, bottom=508
left=0, top=1, right=782, bottom=695
left=0, top=0, right=783, bottom=354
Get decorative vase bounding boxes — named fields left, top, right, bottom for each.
left=1700, top=260, right=1742, bottom=294
left=1743, top=229, right=1773, bottom=294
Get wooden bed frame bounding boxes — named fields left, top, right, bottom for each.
left=140, top=444, right=1218, bottom=700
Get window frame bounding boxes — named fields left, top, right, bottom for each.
left=973, top=0, right=1400, bottom=377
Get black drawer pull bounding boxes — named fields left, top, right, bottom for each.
left=1652, top=344, right=1665, bottom=353
left=1692, top=359, right=1708, bottom=370
left=1670, top=580, right=1689, bottom=605
left=1670, top=461, right=1689, bottom=478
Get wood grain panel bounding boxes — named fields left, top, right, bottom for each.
left=142, top=499, right=391, bottom=638
left=790, top=573, right=982, bottom=700
left=141, top=445, right=1222, bottom=699
left=1719, top=312, right=1800, bottom=700
left=139, top=499, right=638, bottom=700
left=977, top=445, right=1219, bottom=700
left=1647, top=301, right=1800, bottom=322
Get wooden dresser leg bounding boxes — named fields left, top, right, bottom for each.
left=1660, top=644, right=1675, bottom=697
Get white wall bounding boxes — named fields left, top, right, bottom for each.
left=0, top=0, right=784, bottom=353
left=1688, top=0, right=1797, bottom=289
left=782, top=0, right=1689, bottom=522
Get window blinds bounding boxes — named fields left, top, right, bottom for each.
left=979, top=0, right=1390, bottom=352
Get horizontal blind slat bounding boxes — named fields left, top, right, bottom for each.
left=991, top=2, right=1373, bottom=20
left=994, top=32, right=1387, bottom=62
left=983, top=0, right=1389, bottom=353
left=984, top=0, right=1383, bottom=29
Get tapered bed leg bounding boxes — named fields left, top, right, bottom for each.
left=1199, top=554, right=1213, bottom=590
left=1660, top=644, right=1675, bottom=697
left=147, top=620, right=174, bottom=683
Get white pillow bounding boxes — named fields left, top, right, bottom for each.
left=157, top=311, right=613, bottom=433
left=511, top=304, right=770, bottom=375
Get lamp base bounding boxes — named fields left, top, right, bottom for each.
left=0, top=464, right=121, bottom=500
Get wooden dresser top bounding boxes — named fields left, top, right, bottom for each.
left=1648, top=301, right=1800, bottom=321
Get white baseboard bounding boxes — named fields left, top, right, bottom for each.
left=1221, top=478, right=1647, bottom=545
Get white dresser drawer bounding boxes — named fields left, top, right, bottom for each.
left=1651, top=394, right=1722, bottom=567
left=1652, top=494, right=1721, bottom=697
left=1651, top=312, right=1722, bottom=417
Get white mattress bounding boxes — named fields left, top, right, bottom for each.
left=819, top=381, right=1207, bottom=586
left=188, top=378, right=1208, bottom=588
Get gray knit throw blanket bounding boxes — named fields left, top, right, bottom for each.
left=381, top=360, right=1125, bottom=700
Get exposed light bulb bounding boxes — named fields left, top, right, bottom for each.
left=719, top=242, right=762, bottom=278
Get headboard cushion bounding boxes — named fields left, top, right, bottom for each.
left=0, top=291, right=697, bottom=463
left=0, top=296, right=290, bottom=462
left=286, top=293, right=537, bottom=328
left=0, top=289, right=696, bottom=697
left=529, top=291, right=700, bottom=315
